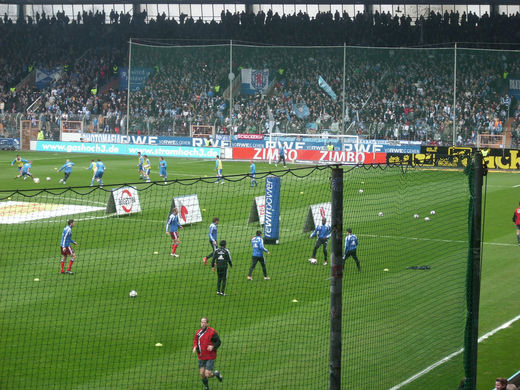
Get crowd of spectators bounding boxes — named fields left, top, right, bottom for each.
left=0, top=7, right=519, bottom=145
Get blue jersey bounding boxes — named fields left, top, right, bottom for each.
left=311, top=223, right=331, bottom=240
left=138, top=155, right=144, bottom=167
left=250, top=163, right=256, bottom=175
left=279, top=146, right=285, bottom=158
left=96, top=161, right=105, bottom=173
left=166, top=213, right=181, bottom=233
left=344, top=234, right=358, bottom=253
left=58, top=161, right=75, bottom=173
left=159, top=160, right=167, bottom=170
left=208, top=223, right=218, bottom=242
left=21, top=163, right=31, bottom=174
left=251, top=235, right=268, bottom=257
left=61, top=225, right=76, bottom=247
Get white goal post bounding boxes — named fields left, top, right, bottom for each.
left=267, top=132, right=360, bottom=164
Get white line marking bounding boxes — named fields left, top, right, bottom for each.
left=361, top=233, right=518, bottom=247
left=513, top=184, right=520, bottom=188
left=390, top=314, right=520, bottom=389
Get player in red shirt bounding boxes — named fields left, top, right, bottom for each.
left=192, top=317, right=223, bottom=390
left=513, top=202, right=520, bottom=246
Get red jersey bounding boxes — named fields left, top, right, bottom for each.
left=193, top=326, right=220, bottom=360
left=514, top=206, right=520, bottom=225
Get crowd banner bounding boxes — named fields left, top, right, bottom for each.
left=119, top=67, right=154, bottom=91
left=241, top=69, right=269, bottom=95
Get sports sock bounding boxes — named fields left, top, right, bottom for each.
left=67, top=260, right=73, bottom=271
left=202, top=377, right=209, bottom=388
left=60, top=261, right=64, bottom=273
left=172, top=244, right=178, bottom=254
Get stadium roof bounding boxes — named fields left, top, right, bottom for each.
left=4, top=0, right=520, bottom=5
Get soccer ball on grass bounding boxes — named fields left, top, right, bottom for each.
left=33, top=178, right=40, bottom=183
left=129, top=290, right=138, bottom=297
left=308, top=258, right=318, bottom=265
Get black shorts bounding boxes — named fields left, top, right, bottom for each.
left=198, top=359, right=215, bottom=370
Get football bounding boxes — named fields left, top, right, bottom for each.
left=33, top=178, right=40, bottom=183
left=430, top=210, right=436, bottom=215
left=46, top=177, right=51, bottom=181
left=129, top=290, right=138, bottom=297
left=359, top=189, right=363, bottom=193
left=378, top=212, right=384, bottom=217
left=424, top=217, right=430, bottom=221
left=414, top=214, right=419, bottom=219
left=308, top=258, right=317, bottom=265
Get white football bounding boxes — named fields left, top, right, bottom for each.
left=129, top=290, right=138, bottom=297
left=33, top=178, right=40, bottom=183
left=308, top=258, right=317, bottom=265
left=430, top=210, right=436, bottom=215
left=414, top=214, right=419, bottom=219
left=46, top=177, right=51, bottom=181
left=378, top=212, right=384, bottom=217
left=424, top=217, right=430, bottom=221
left=359, top=189, right=364, bottom=193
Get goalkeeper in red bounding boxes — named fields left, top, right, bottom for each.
left=309, top=217, right=331, bottom=265
left=513, top=201, right=520, bottom=246
left=60, top=219, right=77, bottom=274
left=192, top=317, right=223, bottom=390
left=166, top=207, right=183, bottom=257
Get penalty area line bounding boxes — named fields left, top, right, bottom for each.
left=389, top=314, right=520, bottom=389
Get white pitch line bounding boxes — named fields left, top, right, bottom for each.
left=361, top=233, right=518, bottom=247
left=389, top=314, right=520, bottom=389
left=513, top=184, right=520, bottom=188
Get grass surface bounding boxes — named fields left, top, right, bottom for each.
left=0, top=151, right=518, bottom=389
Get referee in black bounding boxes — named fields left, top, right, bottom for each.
left=211, top=240, right=233, bottom=296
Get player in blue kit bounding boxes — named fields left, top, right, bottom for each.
left=309, top=218, right=332, bottom=265
left=247, top=230, right=270, bottom=280
left=91, top=159, right=105, bottom=187
left=250, top=160, right=257, bottom=187
left=137, top=152, right=144, bottom=180
left=58, top=159, right=75, bottom=184
left=166, top=207, right=183, bottom=257
left=159, top=157, right=167, bottom=182
left=203, top=217, right=219, bottom=265
left=343, top=228, right=361, bottom=272
left=60, top=219, right=77, bottom=274
left=19, top=161, right=33, bottom=180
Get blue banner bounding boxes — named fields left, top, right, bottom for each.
left=318, top=75, right=337, bottom=101
left=264, top=176, right=281, bottom=243
left=35, top=68, right=60, bottom=89
left=509, top=78, right=520, bottom=99
left=241, top=69, right=270, bottom=95
left=119, top=67, right=154, bottom=91
left=292, top=103, right=310, bottom=119
left=35, top=141, right=220, bottom=159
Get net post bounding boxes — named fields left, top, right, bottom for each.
left=464, top=152, right=484, bottom=389
left=330, top=166, right=343, bottom=390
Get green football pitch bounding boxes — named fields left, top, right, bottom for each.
left=0, top=151, right=518, bottom=389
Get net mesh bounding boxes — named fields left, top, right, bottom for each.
left=0, top=164, right=471, bottom=389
